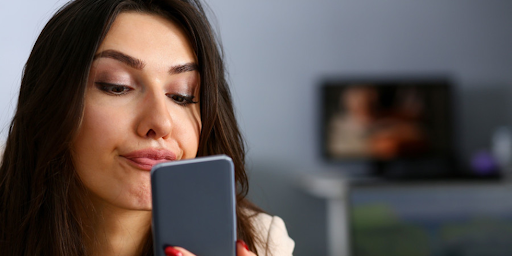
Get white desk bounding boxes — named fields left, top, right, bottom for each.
left=300, top=172, right=350, bottom=256
left=300, top=172, right=512, bottom=256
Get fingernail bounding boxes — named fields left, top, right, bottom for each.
left=164, top=246, right=183, bottom=256
left=237, top=240, right=249, bottom=251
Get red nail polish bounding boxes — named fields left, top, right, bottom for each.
left=164, top=246, right=183, bottom=256
left=237, top=240, right=249, bottom=251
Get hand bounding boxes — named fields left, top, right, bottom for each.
left=164, top=240, right=256, bottom=256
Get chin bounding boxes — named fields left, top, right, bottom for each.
left=133, top=194, right=152, bottom=208
left=124, top=184, right=153, bottom=211
left=121, top=198, right=152, bottom=211
left=137, top=205, right=153, bottom=211
left=138, top=196, right=153, bottom=210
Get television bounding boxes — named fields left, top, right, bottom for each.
left=320, top=77, right=459, bottom=179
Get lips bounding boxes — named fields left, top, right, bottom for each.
left=121, top=148, right=177, bottom=171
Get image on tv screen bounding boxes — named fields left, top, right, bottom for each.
left=321, top=78, right=453, bottom=162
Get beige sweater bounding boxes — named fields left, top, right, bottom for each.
left=252, top=213, right=295, bottom=256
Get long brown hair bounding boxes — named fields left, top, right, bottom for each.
left=0, top=0, right=262, bottom=255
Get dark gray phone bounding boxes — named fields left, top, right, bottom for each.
left=151, top=155, right=236, bottom=256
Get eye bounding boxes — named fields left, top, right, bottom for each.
left=167, top=94, right=198, bottom=106
left=95, top=82, right=132, bottom=95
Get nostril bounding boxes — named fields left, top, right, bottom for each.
left=146, top=129, right=156, bottom=137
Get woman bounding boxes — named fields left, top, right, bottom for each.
left=0, top=0, right=294, bottom=255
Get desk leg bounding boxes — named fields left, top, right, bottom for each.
left=327, top=198, right=349, bottom=256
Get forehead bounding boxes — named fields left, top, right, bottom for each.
left=97, top=12, right=196, bottom=66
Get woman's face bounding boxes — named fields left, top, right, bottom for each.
left=72, top=12, right=201, bottom=211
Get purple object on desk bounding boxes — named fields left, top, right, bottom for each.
left=471, top=151, right=498, bottom=175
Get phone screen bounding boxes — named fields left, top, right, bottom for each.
left=150, top=155, right=236, bottom=256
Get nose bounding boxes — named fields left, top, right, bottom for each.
left=136, top=90, right=172, bottom=139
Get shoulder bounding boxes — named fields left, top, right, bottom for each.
left=250, top=212, right=295, bottom=256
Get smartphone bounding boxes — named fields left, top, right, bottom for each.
left=150, top=155, right=237, bottom=256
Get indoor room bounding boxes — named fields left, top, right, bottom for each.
left=1, top=1, right=512, bottom=256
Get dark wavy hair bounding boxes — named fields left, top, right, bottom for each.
left=0, top=0, right=262, bottom=255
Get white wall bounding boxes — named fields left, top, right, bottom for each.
left=2, top=0, right=512, bottom=170
left=0, top=0, right=68, bottom=139
left=206, top=0, right=512, bottom=172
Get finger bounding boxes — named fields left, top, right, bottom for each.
left=236, top=240, right=257, bottom=256
left=164, top=246, right=195, bottom=256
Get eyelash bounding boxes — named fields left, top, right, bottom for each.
left=167, top=94, right=198, bottom=106
left=96, top=82, right=132, bottom=96
left=95, top=82, right=198, bottom=106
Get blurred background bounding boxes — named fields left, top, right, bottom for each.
left=2, top=0, right=512, bottom=255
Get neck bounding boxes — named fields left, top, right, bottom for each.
left=82, top=197, right=152, bottom=256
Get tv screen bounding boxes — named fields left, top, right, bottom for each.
left=320, top=77, right=457, bottom=178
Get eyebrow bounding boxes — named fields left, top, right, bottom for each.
left=94, top=50, right=145, bottom=70
left=94, top=49, right=199, bottom=75
left=169, top=63, right=199, bottom=75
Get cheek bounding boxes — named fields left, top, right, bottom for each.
left=71, top=103, right=141, bottom=203
left=176, top=106, right=201, bottom=159
left=77, top=106, right=124, bottom=150
left=72, top=102, right=131, bottom=174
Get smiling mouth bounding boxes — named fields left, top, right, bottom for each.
left=121, top=148, right=176, bottom=171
